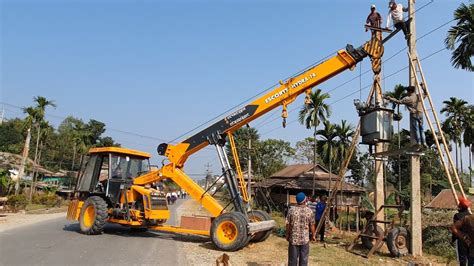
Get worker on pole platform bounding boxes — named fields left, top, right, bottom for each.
left=386, top=0, right=410, bottom=41
left=384, top=84, right=427, bottom=147
left=366, top=4, right=383, bottom=40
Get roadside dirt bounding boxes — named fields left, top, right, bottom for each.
left=176, top=200, right=453, bottom=265
left=0, top=208, right=66, bottom=233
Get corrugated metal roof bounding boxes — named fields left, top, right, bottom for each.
left=425, top=189, right=474, bottom=209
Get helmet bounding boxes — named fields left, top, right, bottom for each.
left=458, top=197, right=472, bottom=209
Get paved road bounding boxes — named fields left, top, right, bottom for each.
left=0, top=199, right=196, bottom=265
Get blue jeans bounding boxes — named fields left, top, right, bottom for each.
left=288, top=243, right=309, bottom=266
left=410, top=113, right=425, bottom=145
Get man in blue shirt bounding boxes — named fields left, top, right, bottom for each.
left=315, top=195, right=327, bottom=242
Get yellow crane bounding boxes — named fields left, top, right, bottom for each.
left=67, top=36, right=384, bottom=251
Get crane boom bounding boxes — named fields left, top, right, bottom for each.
left=135, top=37, right=382, bottom=218
left=157, top=42, right=374, bottom=167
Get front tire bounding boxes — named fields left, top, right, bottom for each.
left=210, top=212, right=249, bottom=251
left=247, top=210, right=272, bottom=242
left=79, top=196, right=108, bottom=235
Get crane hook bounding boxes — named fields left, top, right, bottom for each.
left=282, top=104, right=288, bottom=128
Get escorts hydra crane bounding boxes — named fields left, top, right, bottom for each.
left=67, top=35, right=384, bottom=251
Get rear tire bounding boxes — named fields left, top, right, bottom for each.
left=211, top=212, right=249, bottom=251
left=386, top=227, right=410, bottom=257
left=79, top=196, right=108, bottom=235
left=247, top=210, right=272, bottom=242
left=361, top=223, right=384, bottom=250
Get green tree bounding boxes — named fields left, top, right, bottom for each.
left=335, top=120, right=354, bottom=171
left=441, top=97, right=468, bottom=174
left=384, top=84, right=407, bottom=191
left=15, top=106, right=38, bottom=194
left=294, top=137, right=315, bottom=164
left=316, top=121, right=338, bottom=193
left=298, top=89, right=331, bottom=195
left=226, top=127, right=259, bottom=173
left=348, top=151, right=374, bottom=187
left=29, top=96, right=56, bottom=200
left=254, top=139, right=294, bottom=179
left=445, top=2, right=474, bottom=71
left=462, top=105, right=474, bottom=184
left=0, top=119, right=24, bottom=153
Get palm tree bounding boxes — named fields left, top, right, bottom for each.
left=316, top=121, right=338, bottom=223
left=384, top=84, right=406, bottom=192
left=335, top=120, right=354, bottom=170
left=29, top=120, right=54, bottom=200
left=29, top=97, right=55, bottom=200
left=316, top=121, right=338, bottom=192
left=71, top=122, right=91, bottom=171
left=441, top=97, right=468, bottom=174
left=462, top=105, right=474, bottom=185
left=334, top=120, right=353, bottom=227
left=445, top=2, right=474, bottom=71
left=15, top=107, right=38, bottom=194
left=298, top=89, right=331, bottom=196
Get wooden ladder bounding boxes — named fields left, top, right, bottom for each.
left=346, top=205, right=403, bottom=258
left=408, top=52, right=466, bottom=203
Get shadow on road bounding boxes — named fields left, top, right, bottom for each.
left=63, top=222, right=210, bottom=245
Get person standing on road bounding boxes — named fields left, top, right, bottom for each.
left=286, top=192, right=316, bottom=266
left=453, top=198, right=472, bottom=266
left=315, top=195, right=327, bottom=242
left=452, top=213, right=474, bottom=265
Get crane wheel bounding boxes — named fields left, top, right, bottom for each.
left=386, top=227, right=410, bottom=257
left=79, top=196, right=108, bottom=235
left=361, top=224, right=384, bottom=250
left=247, top=210, right=272, bottom=242
left=210, top=212, right=249, bottom=251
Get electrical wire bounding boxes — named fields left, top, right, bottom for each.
left=252, top=17, right=456, bottom=133
left=0, top=1, right=449, bottom=149
left=169, top=49, right=341, bottom=143
left=258, top=46, right=448, bottom=137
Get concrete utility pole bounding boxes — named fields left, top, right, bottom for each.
left=374, top=77, right=385, bottom=223
left=0, top=108, right=4, bottom=125
left=205, top=162, right=212, bottom=190
left=408, top=0, right=423, bottom=257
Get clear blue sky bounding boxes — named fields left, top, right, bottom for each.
left=1, top=0, right=473, bottom=179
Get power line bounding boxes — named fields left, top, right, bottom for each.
left=0, top=3, right=449, bottom=150
left=252, top=17, right=455, bottom=133
left=169, top=50, right=342, bottom=143
left=259, top=46, right=448, bottom=137
left=0, top=101, right=171, bottom=143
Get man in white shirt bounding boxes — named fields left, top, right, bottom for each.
left=386, top=1, right=410, bottom=40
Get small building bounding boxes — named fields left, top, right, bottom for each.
left=424, top=189, right=474, bottom=210
left=254, top=164, right=365, bottom=207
